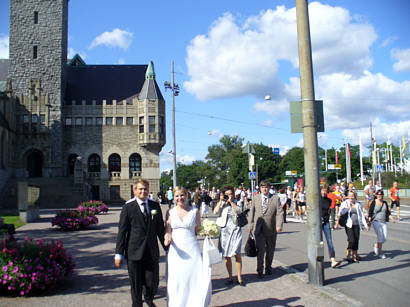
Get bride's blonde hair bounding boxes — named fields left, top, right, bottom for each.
left=173, top=186, right=186, bottom=195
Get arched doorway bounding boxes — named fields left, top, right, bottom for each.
left=67, top=154, right=79, bottom=175
left=27, top=150, right=43, bottom=177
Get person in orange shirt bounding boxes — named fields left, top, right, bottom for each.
left=327, top=186, right=342, bottom=228
left=389, top=181, right=401, bottom=221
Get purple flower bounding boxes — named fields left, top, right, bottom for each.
left=3, top=265, right=7, bottom=272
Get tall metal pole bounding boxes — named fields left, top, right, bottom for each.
left=171, top=61, right=177, bottom=188
left=370, top=122, right=375, bottom=182
left=295, top=0, right=323, bottom=286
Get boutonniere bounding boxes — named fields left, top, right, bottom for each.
left=151, top=209, right=158, bottom=219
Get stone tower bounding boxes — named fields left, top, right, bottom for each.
left=8, top=0, right=68, bottom=176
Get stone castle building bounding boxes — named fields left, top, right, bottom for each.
left=0, top=0, right=166, bottom=208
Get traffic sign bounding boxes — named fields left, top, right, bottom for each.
left=248, top=171, right=257, bottom=180
left=285, top=170, right=297, bottom=176
left=334, top=164, right=342, bottom=169
left=273, top=148, right=280, bottom=155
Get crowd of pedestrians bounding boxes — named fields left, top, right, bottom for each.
left=117, top=179, right=403, bottom=306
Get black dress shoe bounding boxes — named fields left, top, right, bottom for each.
left=237, top=280, right=246, bottom=287
left=257, top=272, right=263, bottom=279
left=145, top=300, right=156, bottom=307
left=225, top=278, right=234, bottom=285
left=265, top=268, right=272, bottom=275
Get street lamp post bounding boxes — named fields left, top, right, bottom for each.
left=164, top=61, right=180, bottom=189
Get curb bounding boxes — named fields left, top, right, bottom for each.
left=275, top=259, right=363, bottom=307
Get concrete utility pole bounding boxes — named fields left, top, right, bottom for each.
left=171, top=62, right=177, bottom=188
left=295, top=0, right=324, bottom=285
left=164, top=61, right=180, bottom=188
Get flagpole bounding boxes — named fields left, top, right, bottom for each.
left=346, top=142, right=351, bottom=183
left=359, top=135, right=364, bottom=185
left=400, top=142, right=403, bottom=175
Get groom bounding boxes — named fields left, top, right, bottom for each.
left=115, top=179, right=166, bottom=307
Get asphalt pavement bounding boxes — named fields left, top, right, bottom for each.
left=0, top=205, right=357, bottom=307
left=278, top=201, right=410, bottom=307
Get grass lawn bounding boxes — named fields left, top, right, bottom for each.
left=0, top=215, right=26, bottom=235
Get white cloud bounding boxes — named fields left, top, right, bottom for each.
left=184, top=2, right=377, bottom=101
left=391, top=48, right=410, bottom=72
left=177, top=155, right=196, bottom=164
left=67, top=47, right=86, bottom=60
left=159, top=150, right=196, bottom=166
left=262, top=120, right=273, bottom=127
left=89, top=28, right=133, bottom=50
left=314, top=71, right=410, bottom=130
left=0, top=35, right=9, bottom=59
left=380, top=36, right=398, bottom=48
left=317, top=133, right=328, bottom=147
left=207, top=129, right=224, bottom=139
left=296, top=138, right=304, bottom=148
left=253, top=98, right=289, bottom=116
left=342, top=119, right=410, bottom=146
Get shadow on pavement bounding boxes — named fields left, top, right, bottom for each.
left=325, top=254, right=410, bottom=285
left=216, top=296, right=302, bottom=307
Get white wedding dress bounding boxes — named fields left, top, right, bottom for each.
left=167, top=207, right=212, bottom=307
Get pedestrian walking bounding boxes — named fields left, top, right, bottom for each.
left=368, top=190, right=395, bottom=259
left=249, top=180, right=283, bottom=278
left=389, top=181, right=401, bottom=221
left=320, top=185, right=341, bottom=268
left=335, top=191, right=369, bottom=262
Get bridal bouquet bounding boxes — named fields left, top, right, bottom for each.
left=198, top=219, right=220, bottom=238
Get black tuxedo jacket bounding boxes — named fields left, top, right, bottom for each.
left=115, top=198, right=165, bottom=261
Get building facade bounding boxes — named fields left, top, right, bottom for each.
left=0, top=0, right=166, bottom=207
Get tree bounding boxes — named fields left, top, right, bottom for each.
left=279, top=147, right=305, bottom=176
left=253, top=143, right=282, bottom=183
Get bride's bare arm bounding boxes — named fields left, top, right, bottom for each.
left=195, top=209, right=201, bottom=235
left=164, top=215, right=172, bottom=246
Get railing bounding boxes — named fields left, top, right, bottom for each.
left=130, top=171, right=141, bottom=178
left=110, top=171, right=121, bottom=178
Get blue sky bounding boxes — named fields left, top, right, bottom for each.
left=1, top=0, right=409, bottom=172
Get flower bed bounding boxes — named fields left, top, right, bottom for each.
left=0, top=237, right=75, bottom=296
left=78, top=200, right=109, bottom=214
left=51, top=209, right=98, bottom=230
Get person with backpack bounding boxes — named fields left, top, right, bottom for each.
left=368, top=190, right=395, bottom=259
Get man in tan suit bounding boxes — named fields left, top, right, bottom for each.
left=250, top=180, right=284, bottom=279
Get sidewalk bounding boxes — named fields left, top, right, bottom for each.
left=0, top=205, right=357, bottom=307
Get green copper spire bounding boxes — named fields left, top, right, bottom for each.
left=145, top=61, right=155, bottom=80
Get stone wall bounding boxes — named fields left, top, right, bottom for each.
left=8, top=0, right=68, bottom=174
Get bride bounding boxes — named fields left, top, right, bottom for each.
left=164, top=186, right=211, bottom=307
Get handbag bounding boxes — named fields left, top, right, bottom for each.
left=236, top=208, right=249, bottom=227
left=339, top=212, right=348, bottom=227
left=245, top=232, right=257, bottom=257
left=203, top=236, right=222, bottom=265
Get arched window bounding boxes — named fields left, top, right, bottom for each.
left=67, top=154, right=78, bottom=175
left=129, top=153, right=142, bottom=172
left=88, top=154, right=101, bottom=172
left=109, top=153, right=121, bottom=172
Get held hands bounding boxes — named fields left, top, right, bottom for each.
left=164, top=233, right=172, bottom=246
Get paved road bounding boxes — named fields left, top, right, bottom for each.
left=0, top=206, right=350, bottom=307
left=275, top=202, right=410, bottom=307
